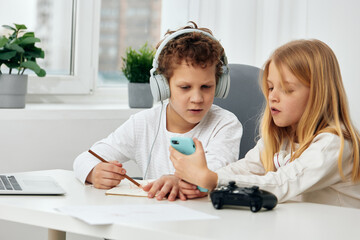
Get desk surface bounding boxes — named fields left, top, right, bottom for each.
left=0, top=169, right=359, bottom=240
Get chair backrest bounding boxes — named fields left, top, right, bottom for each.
left=213, top=64, right=264, bottom=159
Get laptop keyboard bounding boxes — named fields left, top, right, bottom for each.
left=0, top=175, right=22, bottom=191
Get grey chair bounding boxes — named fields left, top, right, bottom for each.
left=214, top=64, right=264, bottom=159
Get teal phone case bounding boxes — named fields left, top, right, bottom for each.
left=170, top=137, right=195, bottom=155
left=170, top=137, right=208, bottom=192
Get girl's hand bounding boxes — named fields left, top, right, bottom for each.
left=169, top=138, right=218, bottom=191
left=142, top=175, right=186, bottom=201
left=178, top=180, right=208, bottom=199
left=86, top=161, right=126, bottom=189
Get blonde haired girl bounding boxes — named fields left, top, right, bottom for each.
left=170, top=39, right=360, bottom=207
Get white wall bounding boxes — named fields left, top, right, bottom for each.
left=0, top=106, right=141, bottom=175
left=162, top=0, right=360, bottom=128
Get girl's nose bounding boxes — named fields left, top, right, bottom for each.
left=269, top=89, right=279, bottom=102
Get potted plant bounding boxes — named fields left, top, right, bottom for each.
left=122, top=43, right=154, bottom=108
left=0, top=23, right=46, bottom=108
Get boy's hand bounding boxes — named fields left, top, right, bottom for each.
left=86, top=161, right=126, bottom=189
left=178, top=180, right=208, bottom=199
left=142, top=175, right=186, bottom=201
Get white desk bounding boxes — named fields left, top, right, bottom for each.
left=0, top=169, right=359, bottom=240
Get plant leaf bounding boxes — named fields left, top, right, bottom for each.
left=37, top=68, right=46, bottom=77
left=22, top=32, right=35, bottom=38
left=20, top=60, right=41, bottom=74
left=23, top=47, right=44, bottom=59
left=14, top=24, right=27, bottom=30
left=18, top=37, right=40, bottom=45
left=5, top=43, right=25, bottom=53
left=2, top=25, right=16, bottom=31
left=1, top=24, right=45, bottom=76
left=122, top=43, right=154, bottom=83
left=0, top=50, right=17, bottom=60
left=0, top=36, right=8, bottom=48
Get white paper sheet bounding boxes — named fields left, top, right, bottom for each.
left=57, top=204, right=218, bottom=225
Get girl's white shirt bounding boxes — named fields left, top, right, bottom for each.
left=74, top=103, right=242, bottom=183
left=216, top=133, right=360, bottom=208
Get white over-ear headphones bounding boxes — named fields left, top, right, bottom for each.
left=149, top=28, right=230, bottom=102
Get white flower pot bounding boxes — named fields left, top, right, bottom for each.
left=0, top=74, right=28, bottom=108
left=128, top=82, right=153, bottom=108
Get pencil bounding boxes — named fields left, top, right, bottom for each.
left=88, top=149, right=141, bottom=188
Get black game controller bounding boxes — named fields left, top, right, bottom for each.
left=210, top=181, right=278, bottom=212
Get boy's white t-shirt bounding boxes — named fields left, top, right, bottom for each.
left=74, top=103, right=243, bottom=183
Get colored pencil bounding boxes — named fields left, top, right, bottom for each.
left=88, top=149, right=141, bottom=187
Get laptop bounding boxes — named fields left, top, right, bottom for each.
left=0, top=174, right=66, bottom=195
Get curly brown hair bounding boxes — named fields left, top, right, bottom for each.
left=156, top=22, right=225, bottom=82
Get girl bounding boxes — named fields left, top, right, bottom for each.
left=73, top=22, right=242, bottom=201
left=170, top=39, right=360, bottom=207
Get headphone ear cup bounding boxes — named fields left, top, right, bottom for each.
left=215, top=66, right=230, bottom=99
left=150, top=73, right=170, bottom=102
left=150, top=74, right=161, bottom=102
left=157, top=74, right=170, bottom=101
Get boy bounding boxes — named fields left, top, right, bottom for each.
left=73, top=22, right=242, bottom=201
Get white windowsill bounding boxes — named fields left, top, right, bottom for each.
left=0, top=103, right=144, bottom=120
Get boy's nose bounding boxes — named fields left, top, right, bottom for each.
left=190, top=90, right=204, bottom=103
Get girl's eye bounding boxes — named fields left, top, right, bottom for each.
left=202, top=85, right=212, bottom=89
left=268, top=87, right=273, bottom=91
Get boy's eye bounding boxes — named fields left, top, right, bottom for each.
left=180, top=86, right=190, bottom=90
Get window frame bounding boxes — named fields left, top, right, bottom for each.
left=28, top=0, right=99, bottom=95
left=27, top=0, right=129, bottom=104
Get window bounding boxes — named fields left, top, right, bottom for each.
left=0, top=0, right=72, bottom=76
left=0, top=0, right=162, bottom=103
left=0, top=0, right=97, bottom=96
left=98, top=0, right=161, bottom=87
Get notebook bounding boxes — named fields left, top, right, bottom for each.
left=0, top=174, right=66, bottom=195
left=106, top=179, right=154, bottom=197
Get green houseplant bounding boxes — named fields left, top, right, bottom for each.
left=122, top=43, right=155, bottom=108
left=0, top=23, right=46, bottom=108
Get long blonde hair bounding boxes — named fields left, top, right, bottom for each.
left=260, top=39, right=360, bottom=182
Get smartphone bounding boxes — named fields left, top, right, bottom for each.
left=170, top=137, right=195, bottom=155
left=170, top=137, right=208, bottom=192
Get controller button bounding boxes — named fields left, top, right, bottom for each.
left=219, top=186, right=228, bottom=191
left=229, top=181, right=236, bottom=187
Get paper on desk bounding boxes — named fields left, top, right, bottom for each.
left=105, top=179, right=153, bottom=197
left=57, top=204, right=218, bottom=225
